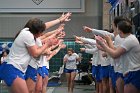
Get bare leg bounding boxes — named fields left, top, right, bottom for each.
left=70, top=72, right=76, bottom=93
left=98, top=81, right=102, bottom=93
left=66, top=73, right=71, bottom=93
left=95, top=82, right=99, bottom=93
left=109, top=78, right=115, bottom=93
left=26, top=78, right=36, bottom=93
left=42, top=75, right=48, bottom=93
left=116, top=77, right=124, bottom=93
left=35, top=74, right=42, bottom=93
left=102, top=77, right=109, bottom=93
left=10, top=77, right=29, bottom=93
left=124, top=83, right=140, bottom=93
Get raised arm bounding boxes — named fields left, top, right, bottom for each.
left=80, top=37, right=96, bottom=45
left=27, top=40, right=48, bottom=58
left=45, top=12, right=71, bottom=29
left=46, top=44, right=66, bottom=61
left=74, top=35, right=96, bottom=45
left=84, top=44, right=94, bottom=49
left=80, top=47, right=98, bottom=54
left=40, top=24, right=65, bottom=40
left=83, top=26, right=114, bottom=40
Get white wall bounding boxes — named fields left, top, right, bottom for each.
left=0, top=0, right=103, bottom=39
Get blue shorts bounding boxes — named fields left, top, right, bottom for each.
left=95, top=65, right=101, bottom=82
left=100, top=65, right=109, bottom=79
left=0, top=63, right=25, bottom=86
left=115, top=72, right=124, bottom=81
left=42, top=66, right=49, bottom=78
left=92, top=65, right=97, bottom=77
left=64, top=68, right=77, bottom=73
left=124, top=70, right=140, bottom=90
left=109, top=66, right=116, bottom=88
left=25, top=65, right=37, bottom=82
left=37, top=67, right=43, bottom=77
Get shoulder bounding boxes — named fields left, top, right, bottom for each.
left=121, top=34, right=139, bottom=51
left=36, top=38, right=42, bottom=45
left=73, top=53, right=79, bottom=57
left=64, top=54, right=69, bottom=57
left=20, top=28, right=33, bottom=37
left=124, top=34, right=138, bottom=44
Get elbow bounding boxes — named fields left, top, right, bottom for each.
left=30, top=52, right=40, bottom=58
left=110, top=54, right=120, bottom=59
left=31, top=53, right=40, bottom=58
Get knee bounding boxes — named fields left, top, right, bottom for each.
left=70, top=79, right=75, bottom=83
left=35, top=86, right=42, bottom=92
left=27, top=85, right=35, bottom=93
left=28, top=89, right=35, bottom=93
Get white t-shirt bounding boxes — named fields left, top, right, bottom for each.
left=64, top=53, right=79, bottom=69
left=29, top=38, right=49, bottom=69
left=81, top=37, right=96, bottom=46
left=42, top=57, right=49, bottom=69
left=98, top=50, right=109, bottom=66
left=91, top=29, right=115, bottom=66
left=29, top=38, right=42, bottom=69
left=120, top=34, right=140, bottom=74
left=7, top=28, right=35, bottom=73
left=84, top=45, right=98, bottom=66
left=40, top=55, right=49, bottom=69
left=92, top=29, right=114, bottom=40
left=82, top=39, right=109, bottom=66
left=84, top=44, right=94, bottom=49
left=113, top=35, right=125, bottom=73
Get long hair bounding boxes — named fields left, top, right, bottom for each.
left=14, top=18, right=46, bottom=40
left=24, top=18, right=46, bottom=35
left=67, top=48, right=75, bottom=53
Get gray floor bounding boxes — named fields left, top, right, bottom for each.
left=0, top=81, right=95, bottom=93
left=0, top=82, right=9, bottom=93
left=52, top=83, right=95, bottom=93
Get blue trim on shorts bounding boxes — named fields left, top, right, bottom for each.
left=42, top=66, right=49, bottom=78
left=0, top=63, right=25, bottom=86
left=25, top=65, right=37, bottom=82
left=124, top=70, right=140, bottom=90
left=37, top=67, right=43, bottom=77
left=64, top=68, right=77, bottom=73
left=100, top=65, right=109, bottom=79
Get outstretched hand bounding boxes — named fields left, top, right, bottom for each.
left=83, top=26, right=92, bottom=33
left=60, top=44, right=66, bottom=49
left=73, top=35, right=81, bottom=41
left=59, top=12, right=72, bottom=23
left=80, top=48, right=86, bottom=52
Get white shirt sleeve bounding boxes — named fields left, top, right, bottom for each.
left=84, top=44, right=94, bottom=49
left=121, top=37, right=138, bottom=51
left=92, top=29, right=114, bottom=40
left=85, top=47, right=98, bottom=54
left=63, top=54, right=68, bottom=59
left=22, top=30, right=36, bottom=47
left=74, top=53, right=79, bottom=59
left=80, top=37, right=96, bottom=45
